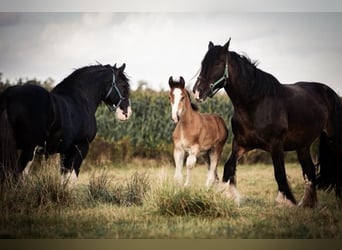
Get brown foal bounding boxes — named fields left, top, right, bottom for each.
left=168, top=76, right=228, bottom=188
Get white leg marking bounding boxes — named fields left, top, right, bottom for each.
left=225, top=180, right=241, bottom=205
left=298, top=176, right=318, bottom=208
left=61, top=169, right=78, bottom=188
left=206, top=153, right=219, bottom=189
left=184, top=153, right=197, bottom=186
left=22, top=161, right=33, bottom=180
left=173, top=148, right=185, bottom=185
left=22, top=146, right=40, bottom=180
left=275, top=191, right=296, bottom=207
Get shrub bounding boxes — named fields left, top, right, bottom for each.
left=87, top=170, right=150, bottom=206
left=0, top=161, right=75, bottom=215
left=146, top=183, right=238, bottom=218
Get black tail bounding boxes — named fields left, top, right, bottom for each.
left=0, top=95, right=18, bottom=181
left=316, top=90, right=342, bottom=198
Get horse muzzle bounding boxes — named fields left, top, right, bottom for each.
left=116, top=106, right=132, bottom=121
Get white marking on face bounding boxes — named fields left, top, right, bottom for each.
left=116, top=104, right=132, bottom=121
left=194, top=89, right=200, bottom=100
left=171, top=88, right=182, bottom=123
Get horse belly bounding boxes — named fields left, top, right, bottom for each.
left=284, top=127, right=321, bottom=151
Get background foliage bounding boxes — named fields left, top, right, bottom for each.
left=95, top=88, right=233, bottom=161
left=1, top=75, right=330, bottom=166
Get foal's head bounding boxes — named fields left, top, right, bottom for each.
left=168, top=76, right=197, bottom=123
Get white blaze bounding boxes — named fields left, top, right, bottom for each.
left=194, top=89, right=201, bottom=100
left=171, top=88, right=182, bottom=123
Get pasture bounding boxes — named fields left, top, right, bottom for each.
left=1, top=159, right=341, bottom=238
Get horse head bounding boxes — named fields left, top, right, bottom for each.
left=103, top=63, right=132, bottom=121
left=168, top=76, right=187, bottom=123
left=193, top=38, right=231, bottom=101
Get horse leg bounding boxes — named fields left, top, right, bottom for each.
left=173, top=145, right=185, bottom=185
left=272, top=142, right=296, bottom=206
left=184, top=152, right=197, bottom=187
left=17, top=147, right=36, bottom=179
left=297, top=147, right=318, bottom=208
left=72, top=143, right=89, bottom=177
left=60, top=144, right=89, bottom=186
left=184, top=145, right=199, bottom=186
left=60, top=151, right=77, bottom=187
left=222, top=139, right=245, bottom=203
left=206, top=148, right=220, bottom=189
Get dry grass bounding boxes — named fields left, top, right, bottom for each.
left=0, top=161, right=341, bottom=238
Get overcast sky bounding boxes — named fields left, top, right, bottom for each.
left=0, top=12, right=341, bottom=94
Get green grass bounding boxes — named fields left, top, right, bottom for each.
left=0, top=161, right=342, bottom=238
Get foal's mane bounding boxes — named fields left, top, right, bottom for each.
left=185, top=89, right=199, bottom=111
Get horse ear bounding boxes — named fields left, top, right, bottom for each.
left=223, top=37, right=231, bottom=51
left=113, top=63, right=117, bottom=69
left=208, top=41, right=214, bottom=49
left=179, top=76, right=185, bottom=88
left=168, top=76, right=174, bottom=88
left=118, top=63, right=126, bottom=73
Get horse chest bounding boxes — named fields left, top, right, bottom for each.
left=173, top=125, right=208, bottom=154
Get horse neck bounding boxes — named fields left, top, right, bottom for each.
left=179, top=95, right=199, bottom=125
left=226, top=55, right=280, bottom=108
left=52, top=71, right=108, bottom=114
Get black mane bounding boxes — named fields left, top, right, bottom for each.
left=52, top=65, right=109, bottom=94
left=53, top=64, right=130, bottom=94
left=229, top=51, right=281, bottom=98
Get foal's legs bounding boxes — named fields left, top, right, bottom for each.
left=184, top=152, right=197, bottom=186
left=271, top=142, right=296, bottom=206
left=297, top=147, right=318, bottom=208
left=173, top=145, right=185, bottom=184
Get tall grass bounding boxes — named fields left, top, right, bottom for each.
left=1, top=163, right=342, bottom=238
left=87, top=170, right=150, bottom=206
left=0, top=161, right=75, bottom=216
left=145, top=183, right=238, bottom=217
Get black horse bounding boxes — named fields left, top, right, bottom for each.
left=0, top=63, right=132, bottom=182
left=193, top=39, right=342, bottom=208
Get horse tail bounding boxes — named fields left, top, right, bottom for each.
left=316, top=88, right=342, bottom=197
left=0, top=94, right=18, bottom=181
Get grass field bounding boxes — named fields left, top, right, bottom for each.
left=1, top=159, right=342, bottom=238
